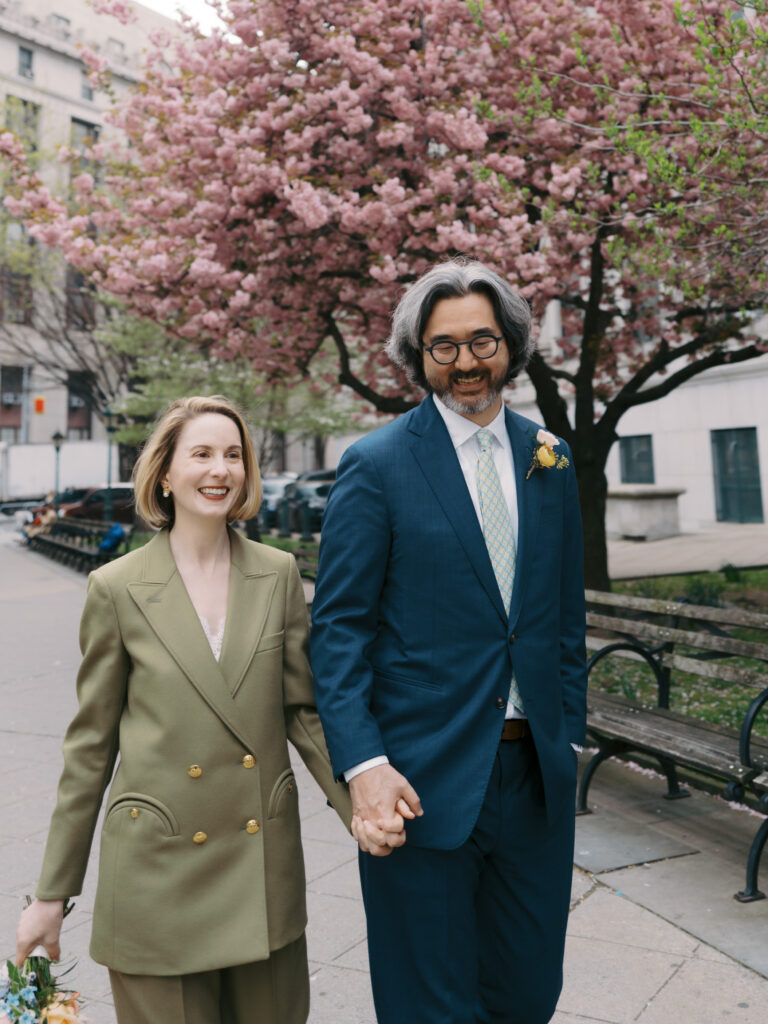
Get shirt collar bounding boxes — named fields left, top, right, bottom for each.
left=432, top=394, right=508, bottom=450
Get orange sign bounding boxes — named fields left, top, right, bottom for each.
left=34, top=396, right=45, bottom=414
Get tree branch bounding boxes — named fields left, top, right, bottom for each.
left=324, top=315, right=415, bottom=414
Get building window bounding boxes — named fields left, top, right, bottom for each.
left=65, top=267, right=96, bottom=329
left=67, top=371, right=93, bottom=439
left=0, top=269, right=33, bottom=325
left=0, top=367, right=24, bottom=440
left=619, top=435, right=655, bottom=484
left=5, top=96, right=40, bottom=154
left=70, top=118, right=101, bottom=180
left=81, top=70, right=94, bottom=102
left=50, top=13, right=71, bottom=34
left=18, top=47, right=34, bottom=79
left=711, top=427, right=764, bottom=523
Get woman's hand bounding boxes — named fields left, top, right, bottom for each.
left=15, top=898, right=65, bottom=966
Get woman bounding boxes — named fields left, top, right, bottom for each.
left=16, top=396, right=352, bottom=1024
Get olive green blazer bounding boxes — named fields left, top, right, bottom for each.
left=36, top=528, right=352, bottom=976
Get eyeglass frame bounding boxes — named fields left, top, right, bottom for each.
left=422, top=333, right=504, bottom=365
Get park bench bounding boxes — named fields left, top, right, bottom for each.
left=580, top=588, right=768, bottom=903
left=29, top=517, right=132, bottom=573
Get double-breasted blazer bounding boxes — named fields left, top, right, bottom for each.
left=36, top=528, right=352, bottom=976
left=311, top=398, right=587, bottom=850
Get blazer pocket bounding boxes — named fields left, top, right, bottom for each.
left=372, top=666, right=441, bottom=692
left=267, top=768, right=298, bottom=819
left=256, top=629, right=285, bottom=654
left=105, top=793, right=180, bottom=837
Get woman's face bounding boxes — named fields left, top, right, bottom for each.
left=162, top=413, right=246, bottom=526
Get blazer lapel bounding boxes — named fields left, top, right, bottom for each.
left=127, top=530, right=258, bottom=752
left=507, top=410, right=543, bottom=628
left=407, top=399, right=508, bottom=624
left=218, top=529, right=278, bottom=696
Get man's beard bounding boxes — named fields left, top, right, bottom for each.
left=429, top=367, right=507, bottom=416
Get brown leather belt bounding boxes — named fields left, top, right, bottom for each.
left=500, top=719, right=529, bottom=741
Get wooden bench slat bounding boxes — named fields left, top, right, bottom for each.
left=587, top=612, right=768, bottom=661
left=585, top=589, right=768, bottom=629
left=585, top=635, right=768, bottom=690
left=587, top=693, right=768, bottom=777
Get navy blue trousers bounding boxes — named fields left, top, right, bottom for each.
left=359, top=737, right=576, bottom=1024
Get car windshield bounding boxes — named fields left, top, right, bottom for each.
left=57, top=488, right=89, bottom=503
left=297, top=482, right=331, bottom=497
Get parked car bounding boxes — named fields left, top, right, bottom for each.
left=59, top=484, right=136, bottom=523
left=28, top=488, right=91, bottom=519
left=282, top=479, right=332, bottom=533
left=259, top=474, right=298, bottom=528
left=295, top=469, right=337, bottom=483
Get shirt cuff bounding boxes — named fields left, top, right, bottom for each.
left=343, top=756, right=390, bottom=783
left=571, top=744, right=583, bottom=754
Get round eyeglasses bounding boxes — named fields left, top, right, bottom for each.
left=423, top=334, right=502, bottom=365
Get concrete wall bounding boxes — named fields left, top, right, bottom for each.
left=0, top=439, right=119, bottom=499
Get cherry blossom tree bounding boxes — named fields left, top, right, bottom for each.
left=2, top=0, right=767, bottom=587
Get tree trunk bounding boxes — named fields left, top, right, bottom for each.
left=575, top=455, right=611, bottom=591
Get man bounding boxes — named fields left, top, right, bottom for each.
left=310, top=259, right=586, bottom=1024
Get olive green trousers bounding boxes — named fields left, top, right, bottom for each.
left=108, top=934, right=309, bottom=1024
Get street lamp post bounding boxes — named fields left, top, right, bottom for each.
left=103, top=406, right=118, bottom=522
left=51, top=431, right=64, bottom=509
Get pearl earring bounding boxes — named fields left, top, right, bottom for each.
left=162, top=486, right=170, bottom=498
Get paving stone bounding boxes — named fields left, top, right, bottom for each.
left=307, top=963, right=376, bottom=1024
left=305, top=892, right=367, bottom=965
left=307, top=857, right=362, bottom=901
left=570, top=868, right=595, bottom=907
left=557, top=934, right=684, bottom=1023
left=598, top=857, right=768, bottom=978
left=636, top=958, right=768, bottom=1023
left=303, top=836, right=358, bottom=886
left=567, top=888, right=699, bottom=956
left=574, top=808, right=698, bottom=873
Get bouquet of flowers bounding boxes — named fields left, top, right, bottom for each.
left=0, top=956, right=85, bottom=1024
left=0, top=958, right=85, bottom=1024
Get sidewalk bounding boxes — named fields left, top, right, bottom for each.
left=1, top=521, right=767, bottom=1023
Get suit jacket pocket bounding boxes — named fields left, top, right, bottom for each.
left=256, top=629, right=285, bottom=653
left=372, top=666, right=440, bottom=692
left=267, top=769, right=297, bottom=819
left=105, top=793, right=180, bottom=837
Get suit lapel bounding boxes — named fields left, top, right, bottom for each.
left=126, top=530, right=260, bottom=752
left=507, top=410, right=542, bottom=629
left=219, top=529, right=278, bottom=696
left=407, top=399, right=508, bottom=624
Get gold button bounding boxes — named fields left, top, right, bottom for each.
left=188, top=765, right=202, bottom=778
left=245, top=819, right=260, bottom=835
left=288, top=783, right=294, bottom=793
left=130, top=808, right=139, bottom=819
left=242, top=754, right=255, bottom=769
left=192, top=831, right=208, bottom=844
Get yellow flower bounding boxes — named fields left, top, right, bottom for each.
left=536, top=444, right=557, bottom=468
left=40, top=996, right=82, bottom=1024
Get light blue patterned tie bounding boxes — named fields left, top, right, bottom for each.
left=476, top=428, right=524, bottom=712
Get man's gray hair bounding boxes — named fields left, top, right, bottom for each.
left=385, top=259, right=534, bottom=391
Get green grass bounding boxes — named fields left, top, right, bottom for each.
left=592, top=567, right=768, bottom=740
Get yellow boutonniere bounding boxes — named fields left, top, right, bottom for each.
left=526, top=429, right=570, bottom=480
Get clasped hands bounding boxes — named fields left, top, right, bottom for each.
left=349, top=764, right=422, bottom=856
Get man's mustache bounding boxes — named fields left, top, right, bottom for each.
left=450, top=369, right=491, bottom=385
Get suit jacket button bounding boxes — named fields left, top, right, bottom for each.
left=193, top=831, right=207, bottom=844
left=130, top=808, right=139, bottom=819
left=245, top=819, right=260, bottom=834
left=509, top=633, right=516, bottom=644
left=242, top=754, right=256, bottom=769
left=188, top=765, right=202, bottom=778
left=495, top=697, right=506, bottom=710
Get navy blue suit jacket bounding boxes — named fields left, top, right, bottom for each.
left=311, top=397, right=587, bottom=850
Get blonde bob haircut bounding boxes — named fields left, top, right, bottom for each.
left=132, top=396, right=261, bottom=529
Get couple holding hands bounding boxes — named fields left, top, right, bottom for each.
left=16, top=260, right=587, bottom=1024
